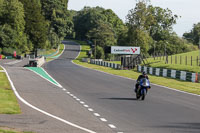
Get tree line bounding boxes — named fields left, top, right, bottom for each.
left=0, top=0, right=73, bottom=56
left=0, top=0, right=199, bottom=59
left=72, top=0, right=198, bottom=59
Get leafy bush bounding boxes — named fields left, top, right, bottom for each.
left=96, top=46, right=105, bottom=59
left=2, top=47, right=21, bottom=56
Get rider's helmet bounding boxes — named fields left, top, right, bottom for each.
left=142, top=71, right=146, bottom=75
left=142, top=71, right=147, bottom=78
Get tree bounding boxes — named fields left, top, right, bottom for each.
left=126, top=1, right=154, bottom=55
left=148, top=6, right=178, bottom=41
left=41, top=0, right=73, bottom=48
left=20, top=0, right=48, bottom=56
left=86, top=21, right=116, bottom=59
left=126, top=0, right=179, bottom=55
left=74, top=6, right=106, bottom=40
left=0, top=0, right=30, bottom=53
left=74, top=6, right=126, bottom=41
left=183, top=23, right=200, bottom=45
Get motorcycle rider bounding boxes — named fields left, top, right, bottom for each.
left=135, top=71, right=149, bottom=93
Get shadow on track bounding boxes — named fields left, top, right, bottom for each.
left=101, top=97, right=137, bottom=101
left=154, top=122, right=200, bottom=133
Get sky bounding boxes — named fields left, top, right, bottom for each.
left=68, top=0, right=200, bottom=37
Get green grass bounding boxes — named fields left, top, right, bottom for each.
left=107, top=61, right=121, bottom=64
left=46, top=44, right=65, bottom=62
left=75, top=41, right=90, bottom=61
left=144, top=51, right=200, bottom=73
left=0, top=127, right=33, bottom=133
left=38, top=48, right=57, bottom=57
left=73, top=41, right=200, bottom=95
left=0, top=72, right=21, bottom=114
left=0, top=68, right=34, bottom=133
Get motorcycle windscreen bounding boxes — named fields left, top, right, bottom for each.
left=140, top=78, right=150, bottom=87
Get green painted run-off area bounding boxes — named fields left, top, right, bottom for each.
left=26, top=67, right=60, bottom=86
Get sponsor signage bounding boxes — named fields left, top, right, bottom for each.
left=111, top=46, right=140, bottom=55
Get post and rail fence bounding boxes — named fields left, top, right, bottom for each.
left=151, top=53, right=200, bottom=66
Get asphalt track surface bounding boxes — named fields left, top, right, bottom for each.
left=44, top=41, right=200, bottom=133
left=0, top=41, right=200, bottom=133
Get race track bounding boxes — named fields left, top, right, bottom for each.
left=44, top=41, right=200, bottom=133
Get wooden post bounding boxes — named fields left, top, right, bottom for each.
left=180, top=55, right=182, bottom=65
left=171, top=55, right=172, bottom=64
left=186, top=56, right=187, bottom=65
left=160, top=53, right=161, bottom=60
left=175, top=56, right=177, bottom=64
left=165, top=55, right=168, bottom=64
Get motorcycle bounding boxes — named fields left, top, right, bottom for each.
left=136, top=78, right=151, bottom=100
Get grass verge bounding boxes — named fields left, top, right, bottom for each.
left=0, top=127, right=33, bottom=133
left=73, top=41, right=200, bottom=95
left=0, top=71, right=21, bottom=114
left=0, top=67, right=34, bottom=133
left=46, top=44, right=65, bottom=62
left=144, top=51, right=200, bottom=73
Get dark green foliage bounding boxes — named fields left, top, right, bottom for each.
left=126, top=1, right=194, bottom=56
left=183, top=23, right=200, bottom=45
left=20, top=0, right=48, bottom=55
left=41, top=0, right=73, bottom=48
left=2, top=47, right=21, bottom=55
left=0, top=0, right=71, bottom=56
left=96, top=45, right=105, bottom=59
left=74, top=6, right=126, bottom=41
left=0, top=0, right=30, bottom=54
left=73, top=6, right=126, bottom=59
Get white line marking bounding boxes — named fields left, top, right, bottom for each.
left=0, top=70, right=5, bottom=72
left=62, top=88, right=66, bottom=91
left=4, top=60, right=22, bottom=65
left=88, top=108, right=94, bottom=112
left=67, top=92, right=70, bottom=94
left=100, top=118, right=107, bottom=122
left=108, top=124, right=116, bottom=129
left=94, top=113, right=100, bottom=117
left=1, top=65, right=96, bottom=133
left=40, top=67, right=62, bottom=88
left=80, top=101, right=85, bottom=104
left=84, top=105, right=89, bottom=108
left=76, top=98, right=80, bottom=101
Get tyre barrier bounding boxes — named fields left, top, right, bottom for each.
left=138, top=65, right=199, bottom=83
left=90, top=59, right=121, bottom=69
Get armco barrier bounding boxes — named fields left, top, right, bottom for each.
left=138, top=65, right=199, bottom=83
left=90, top=59, right=121, bottom=69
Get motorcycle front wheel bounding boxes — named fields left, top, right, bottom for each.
left=141, top=89, right=147, bottom=100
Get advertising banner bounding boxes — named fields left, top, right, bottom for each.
left=111, top=46, right=140, bottom=55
